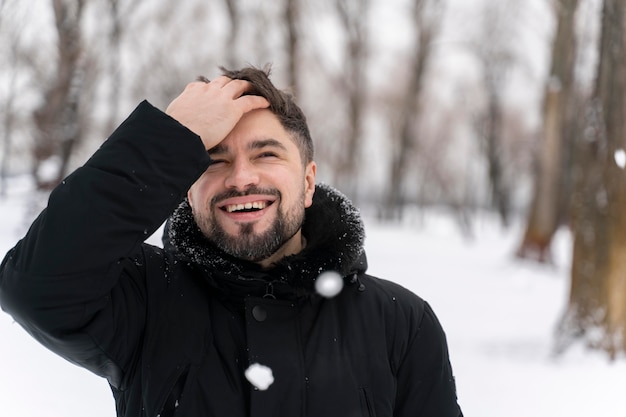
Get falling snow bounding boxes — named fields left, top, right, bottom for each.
left=245, top=363, right=274, bottom=391
left=314, top=271, right=344, bottom=298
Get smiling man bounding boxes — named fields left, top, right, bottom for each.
left=0, top=66, right=463, bottom=417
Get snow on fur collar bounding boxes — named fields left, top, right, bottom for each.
left=166, top=183, right=366, bottom=292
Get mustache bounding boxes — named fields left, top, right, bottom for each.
left=210, top=186, right=281, bottom=206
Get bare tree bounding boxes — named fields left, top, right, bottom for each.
left=334, top=0, right=371, bottom=201
left=556, top=0, right=626, bottom=358
left=0, top=41, right=20, bottom=198
left=471, top=0, right=519, bottom=227
left=284, top=0, right=301, bottom=97
left=104, top=0, right=122, bottom=137
left=102, top=0, right=143, bottom=135
left=223, top=0, right=241, bottom=68
left=382, top=0, right=443, bottom=220
left=517, top=0, right=580, bottom=262
left=31, top=0, right=87, bottom=190
left=0, top=2, right=21, bottom=198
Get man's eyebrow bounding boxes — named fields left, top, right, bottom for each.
left=248, top=138, right=288, bottom=152
left=207, top=143, right=227, bottom=156
left=208, top=138, right=288, bottom=156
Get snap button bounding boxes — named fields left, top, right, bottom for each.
left=252, top=305, right=267, bottom=322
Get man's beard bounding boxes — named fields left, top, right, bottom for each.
left=193, top=187, right=306, bottom=263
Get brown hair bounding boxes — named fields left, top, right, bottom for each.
left=217, top=65, right=314, bottom=164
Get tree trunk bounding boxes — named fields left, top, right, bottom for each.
left=472, top=0, right=518, bottom=227
left=0, top=39, right=18, bottom=198
left=484, top=85, right=510, bottom=226
left=557, top=0, right=626, bottom=358
left=334, top=0, right=370, bottom=201
left=223, top=0, right=240, bottom=68
left=31, top=0, right=85, bottom=191
left=517, top=0, right=580, bottom=262
left=103, top=0, right=122, bottom=136
left=383, top=0, right=441, bottom=220
left=284, top=0, right=300, bottom=98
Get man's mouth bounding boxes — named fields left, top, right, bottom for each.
left=214, top=190, right=279, bottom=219
left=223, top=200, right=271, bottom=213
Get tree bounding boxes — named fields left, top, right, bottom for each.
left=517, top=0, right=580, bottom=262
left=334, top=0, right=371, bottom=201
left=31, top=0, right=87, bottom=190
left=382, top=0, right=443, bottom=220
left=102, top=0, right=143, bottom=135
left=0, top=1, right=21, bottom=198
left=284, top=0, right=301, bottom=97
left=471, top=0, right=519, bottom=227
left=556, top=0, right=626, bottom=358
left=223, top=0, right=241, bottom=68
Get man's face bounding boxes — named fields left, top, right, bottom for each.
left=187, top=109, right=316, bottom=266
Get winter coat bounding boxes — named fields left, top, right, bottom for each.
left=0, top=101, right=462, bottom=417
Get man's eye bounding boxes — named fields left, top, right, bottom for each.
left=258, top=152, right=278, bottom=158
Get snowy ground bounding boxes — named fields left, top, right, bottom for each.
left=1, top=178, right=625, bottom=416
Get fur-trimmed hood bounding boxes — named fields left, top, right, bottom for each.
left=166, top=183, right=367, bottom=295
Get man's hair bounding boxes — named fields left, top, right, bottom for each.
left=218, top=65, right=314, bottom=164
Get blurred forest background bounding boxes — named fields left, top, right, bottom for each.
left=1, top=0, right=626, bottom=357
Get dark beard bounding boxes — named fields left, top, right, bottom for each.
left=193, top=187, right=305, bottom=262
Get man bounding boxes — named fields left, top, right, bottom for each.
left=0, top=67, right=462, bottom=416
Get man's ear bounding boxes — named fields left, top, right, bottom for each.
left=304, top=161, right=317, bottom=208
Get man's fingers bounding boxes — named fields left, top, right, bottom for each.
left=188, top=77, right=260, bottom=102
left=214, top=77, right=270, bottom=112
left=221, top=78, right=258, bottom=98
left=206, top=75, right=231, bottom=88
left=236, top=95, right=270, bottom=113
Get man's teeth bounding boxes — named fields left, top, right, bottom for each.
left=226, top=201, right=268, bottom=213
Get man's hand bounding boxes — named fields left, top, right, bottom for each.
left=165, top=76, right=270, bottom=150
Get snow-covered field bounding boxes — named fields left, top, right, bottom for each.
left=1, top=178, right=625, bottom=416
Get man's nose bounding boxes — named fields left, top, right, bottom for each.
left=224, top=159, right=260, bottom=190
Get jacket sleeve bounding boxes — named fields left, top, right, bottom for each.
left=0, top=101, right=211, bottom=389
left=395, top=301, right=463, bottom=417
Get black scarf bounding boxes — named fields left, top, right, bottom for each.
left=167, top=183, right=367, bottom=295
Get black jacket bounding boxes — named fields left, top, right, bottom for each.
left=0, top=101, right=462, bottom=417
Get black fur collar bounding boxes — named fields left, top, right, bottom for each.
left=167, top=183, right=366, bottom=293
